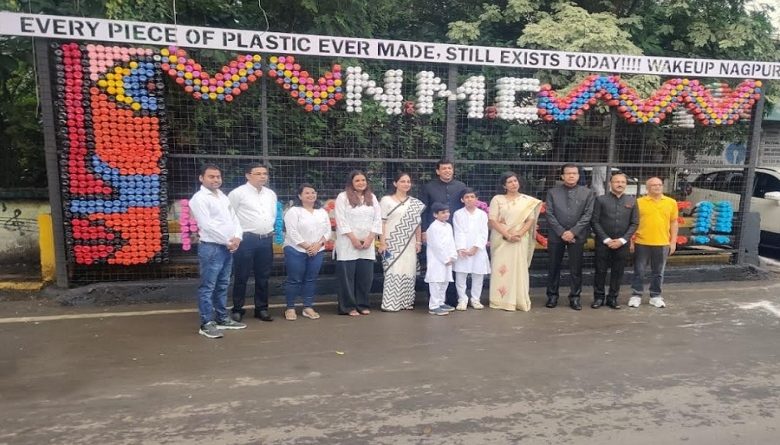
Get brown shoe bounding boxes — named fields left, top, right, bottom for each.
left=284, top=308, right=297, bottom=321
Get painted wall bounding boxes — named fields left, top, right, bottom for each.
left=0, top=200, right=49, bottom=267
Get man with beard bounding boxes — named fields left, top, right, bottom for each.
left=591, top=173, right=639, bottom=309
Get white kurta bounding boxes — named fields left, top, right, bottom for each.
left=333, top=191, right=382, bottom=261
left=424, top=220, right=457, bottom=283
left=452, top=207, right=491, bottom=274
left=283, top=207, right=332, bottom=253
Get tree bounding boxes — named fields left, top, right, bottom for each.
left=0, top=0, right=108, bottom=188
left=448, top=0, right=778, bottom=98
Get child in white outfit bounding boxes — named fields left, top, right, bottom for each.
left=425, top=202, right=458, bottom=316
left=453, top=188, right=491, bottom=310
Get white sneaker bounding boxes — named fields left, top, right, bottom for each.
left=471, top=300, right=484, bottom=310
left=627, top=296, right=642, bottom=308
left=649, top=297, right=666, bottom=308
left=456, top=302, right=467, bottom=311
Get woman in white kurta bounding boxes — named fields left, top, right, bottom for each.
left=453, top=188, right=491, bottom=310
left=378, top=172, right=425, bottom=312
left=334, top=170, right=382, bottom=316
left=283, top=183, right=332, bottom=321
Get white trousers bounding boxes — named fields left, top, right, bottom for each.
left=428, top=282, right=448, bottom=310
left=455, top=272, right=485, bottom=304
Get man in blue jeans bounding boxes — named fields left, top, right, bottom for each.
left=228, top=163, right=278, bottom=322
left=188, top=164, right=247, bottom=338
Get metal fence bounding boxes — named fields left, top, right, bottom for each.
left=36, top=41, right=763, bottom=286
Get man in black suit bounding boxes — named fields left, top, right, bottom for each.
left=591, top=173, right=639, bottom=309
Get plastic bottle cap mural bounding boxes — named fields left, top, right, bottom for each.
left=52, top=42, right=763, bottom=267
left=56, top=42, right=168, bottom=266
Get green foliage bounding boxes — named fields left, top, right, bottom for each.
left=105, top=0, right=172, bottom=22
left=520, top=3, right=638, bottom=53
left=0, top=0, right=107, bottom=188
left=0, top=0, right=778, bottom=191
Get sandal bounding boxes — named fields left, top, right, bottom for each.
left=284, top=308, right=297, bottom=321
left=348, top=310, right=361, bottom=316
left=358, top=309, right=371, bottom=315
left=302, top=308, right=320, bottom=320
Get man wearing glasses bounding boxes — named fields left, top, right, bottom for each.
left=229, top=163, right=278, bottom=322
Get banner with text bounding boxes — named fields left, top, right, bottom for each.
left=2, top=11, right=779, bottom=79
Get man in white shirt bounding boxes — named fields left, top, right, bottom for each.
left=188, top=164, right=246, bottom=338
left=228, top=163, right=278, bottom=322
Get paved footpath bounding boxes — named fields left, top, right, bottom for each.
left=1, top=279, right=780, bottom=445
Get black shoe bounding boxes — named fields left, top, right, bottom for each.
left=591, top=298, right=604, bottom=309
left=255, top=310, right=274, bottom=322
left=545, top=296, right=559, bottom=308
left=230, top=311, right=243, bottom=322
left=569, top=296, right=582, bottom=311
left=606, top=297, right=621, bottom=310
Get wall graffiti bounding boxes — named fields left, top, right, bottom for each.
left=1, top=201, right=37, bottom=235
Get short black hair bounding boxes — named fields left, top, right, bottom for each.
left=610, top=172, right=629, bottom=182
left=560, top=163, right=579, bottom=175
left=245, top=163, right=270, bottom=175
left=431, top=202, right=449, bottom=213
left=293, top=183, right=321, bottom=209
left=436, top=158, right=454, bottom=169
left=461, top=187, right=477, bottom=199
left=200, top=164, right=221, bottom=176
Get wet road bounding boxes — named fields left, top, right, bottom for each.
left=1, top=279, right=780, bottom=444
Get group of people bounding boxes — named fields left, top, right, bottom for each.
left=188, top=162, right=328, bottom=339
left=188, top=160, right=679, bottom=339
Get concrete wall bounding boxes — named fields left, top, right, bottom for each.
left=0, top=199, right=49, bottom=268
left=759, top=122, right=780, bottom=166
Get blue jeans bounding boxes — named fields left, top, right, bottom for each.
left=631, top=244, right=669, bottom=298
left=197, top=242, right=233, bottom=326
left=283, top=246, right=324, bottom=308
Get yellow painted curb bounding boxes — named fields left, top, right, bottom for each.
left=0, top=281, right=44, bottom=291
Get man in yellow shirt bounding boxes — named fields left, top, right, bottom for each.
left=629, top=177, right=679, bottom=308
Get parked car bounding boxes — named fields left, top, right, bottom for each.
left=688, top=166, right=780, bottom=253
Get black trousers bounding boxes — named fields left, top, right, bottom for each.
left=336, top=259, right=374, bottom=314
left=546, top=241, right=585, bottom=298
left=231, top=233, right=273, bottom=314
left=593, top=242, right=629, bottom=299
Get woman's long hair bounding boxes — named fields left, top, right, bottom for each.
left=345, top=170, right=374, bottom=207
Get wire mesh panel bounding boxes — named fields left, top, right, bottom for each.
left=45, top=40, right=763, bottom=284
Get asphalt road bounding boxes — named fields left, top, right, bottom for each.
left=1, top=279, right=780, bottom=444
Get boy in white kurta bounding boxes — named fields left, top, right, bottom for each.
left=453, top=188, right=491, bottom=311
left=425, top=203, right=458, bottom=316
